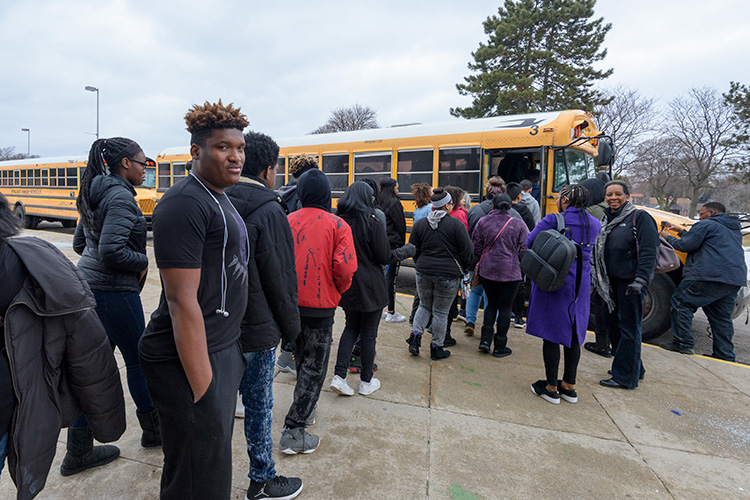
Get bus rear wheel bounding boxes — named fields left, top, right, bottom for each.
left=642, top=273, right=676, bottom=342
left=13, top=205, right=38, bottom=229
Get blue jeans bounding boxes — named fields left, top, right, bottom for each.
left=465, top=277, right=497, bottom=326
left=0, top=432, right=7, bottom=477
left=240, top=348, right=276, bottom=483
left=671, top=280, right=740, bottom=361
left=413, top=272, right=461, bottom=347
left=605, top=279, right=646, bottom=389
left=93, top=290, right=154, bottom=412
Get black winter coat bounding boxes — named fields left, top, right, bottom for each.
left=603, top=207, right=659, bottom=284
left=4, top=237, right=125, bottom=500
left=409, top=215, right=474, bottom=278
left=339, top=213, right=415, bottom=312
left=226, top=177, right=300, bottom=352
left=380, top=195, right=407, bottom=248
left=73, top=174, right=148, bottom=292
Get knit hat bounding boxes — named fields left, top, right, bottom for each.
left=432, top=189, right=452, bottom=208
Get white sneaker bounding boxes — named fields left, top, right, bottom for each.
left=381, top=310, right=388, bottom=319
left=359, top=378, right=381, bottom=396
left=385, top=311, right=407, bottom=323
left=235, top=393, right=245, bottom=418
left=330, top=375, right=354, bottom=396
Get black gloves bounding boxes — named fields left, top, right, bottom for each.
left=626, top=277, right=647, bottom=296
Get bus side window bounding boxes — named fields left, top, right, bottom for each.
left=158, top=162, right=171, bottom=190
left=397, top=149, right=433, bottom=191
left=353, top=151, right=391, bottom=186
left=438, top=147, right=481, bottom=197
left=276, top=157, right=286, bottom=188
left=20, top=169, right=27, bottom=187
left=322, top=154, right=349, bottom=194
left=173, top=162, right=187, bottom=184
left=41, top=169, right=48, bottom=187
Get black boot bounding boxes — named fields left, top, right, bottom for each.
left=408, top=332, right=422, bottom=356
left=492, top=333, right=512, bottom=358
left=478, top=326, right=493, bottom=353
left=443, top=330, right=457, bottom=347
left=136, top=409, right=162, bottom=448
left=60, top=427, right=120, bottom=476
left=430, top=343, right=451, bottom=360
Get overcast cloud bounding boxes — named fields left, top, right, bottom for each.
left=1, top=0, right=749, bottom=158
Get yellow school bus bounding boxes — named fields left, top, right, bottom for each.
left=153, top=110, right=695, bottom=340
left=0, top=156, right=158, bottom=228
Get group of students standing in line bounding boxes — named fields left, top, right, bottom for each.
left=3, top=98, right=738, bottom=500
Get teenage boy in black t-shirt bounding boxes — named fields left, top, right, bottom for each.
left=139, top=100, right=249, bottom=500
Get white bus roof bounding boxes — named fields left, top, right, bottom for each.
left=157, top=111, right=582, bottom=158
left=0, top=155, right=88, bottom=167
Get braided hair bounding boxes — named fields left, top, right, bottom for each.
left=560, top=183, right=593, bottom=248
left=77, top=137, right=143, bottom=230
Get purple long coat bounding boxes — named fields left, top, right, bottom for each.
left=525, top=208, right=601, bottom=347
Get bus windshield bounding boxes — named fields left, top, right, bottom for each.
left=553, top=148, right=595, bottom=191
left=143, top=167, right=156, bottom=189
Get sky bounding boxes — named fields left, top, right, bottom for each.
left=1, top=0, right=749, bottom=159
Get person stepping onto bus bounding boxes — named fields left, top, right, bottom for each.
left=72, top=137, right=160, bottom=459
left=378, top=177, right=408, bottom=323
left=226, top=132, right=303, bottom=500
left=526, top=185, right=600, bottom=404
left=280, top=169, right=357, bottom=454
left=408, top=188, right=474, bottom=360
left=138, top=100, right=250, bottom=500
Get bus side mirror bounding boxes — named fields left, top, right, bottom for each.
left=597, top=138, right=614, bottom=167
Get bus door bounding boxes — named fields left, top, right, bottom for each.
left=481, top=147, right=543, bottom=202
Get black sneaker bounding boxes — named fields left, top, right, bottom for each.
left=584, top=342, right=612, bottom=358
left=513, top=317, right=526, bottom=329
left=347, top=354, right=378, bottom=374
left=557, top=380, right=578, bottom=403
left=246, top=475, right=303, bottom=500
left=430, top=344, right=451, bottom=360
left=443, top=332, right=457, bottom=347
left=531, top=380, right=560, bottom=405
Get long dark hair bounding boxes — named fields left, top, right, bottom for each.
left=77, top=137, right=142, bottom=229
left=0, top=193, right=20, bottom=241
left=336, top=181, right=375, bottom=221
left=560, top=183, right=593, bottom=247
left=377, top=177, right=398, bottom=208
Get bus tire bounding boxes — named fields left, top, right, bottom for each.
left=61, top=220, right=77, bottom=228
left=642, top=273, right=676, bottom=342
left=13, top=205, right=25, bottom=226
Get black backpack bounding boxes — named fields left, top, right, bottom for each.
left=521, top=213, right=582, bottom=294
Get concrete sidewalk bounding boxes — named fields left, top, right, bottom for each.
left=1, top=230, right=749, bottom=499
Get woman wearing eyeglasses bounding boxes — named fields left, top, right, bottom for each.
left=69, top=137, right=160, bottom=472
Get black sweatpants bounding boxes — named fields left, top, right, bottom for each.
left=334, top=309, right=381, bottom=383
left=141, top=343, right=245, bottom=500
left=285, top=315, right=334, bottom=429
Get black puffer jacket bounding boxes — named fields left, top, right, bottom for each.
left=380, top=195, right=407, bottom=248
left=5, top=237, right=126, bottom=500
left=409, top=215, right=474, bottom=278
left=339, top=213, right=416, bottom=312
left=73, top=174, right=148, bottom=292
left=226, top=177, right=300, bottom=352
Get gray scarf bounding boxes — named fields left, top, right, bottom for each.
left=427, top=209, right=448, bottom=230
left=592, top=201, right=637, bottom=312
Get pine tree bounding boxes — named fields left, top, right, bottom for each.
left=451, top=0, right=613, bottom=118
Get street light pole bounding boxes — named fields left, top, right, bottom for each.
left=21, top=128, right=30, bottom=156
left=84, top=86, right=99, bottom=139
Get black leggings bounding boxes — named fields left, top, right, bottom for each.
left=386, top=261, right=400, bottom=312
left=481, top=278, right=520, bottom=345
left=542, top=340, right=581, bottom=387
left=334, top=309, right=380, bottom=383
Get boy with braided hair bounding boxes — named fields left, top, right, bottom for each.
left=139, top=100, right=250, bottom=499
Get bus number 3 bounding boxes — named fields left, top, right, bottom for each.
left=529, top=126, right=539, bottom=136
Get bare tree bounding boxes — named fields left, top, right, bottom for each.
left=667, top=87, right=737, bottom=217
left=0, top=147, right=37, bottom=161
left=628, top=136, right=688, bottom=212
left=310, top=104, right=379, bottom=134
left=593, top=84, right=658, bottom=176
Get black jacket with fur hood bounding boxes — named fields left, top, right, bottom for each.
left=4, top=237, right=125, bottom=500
